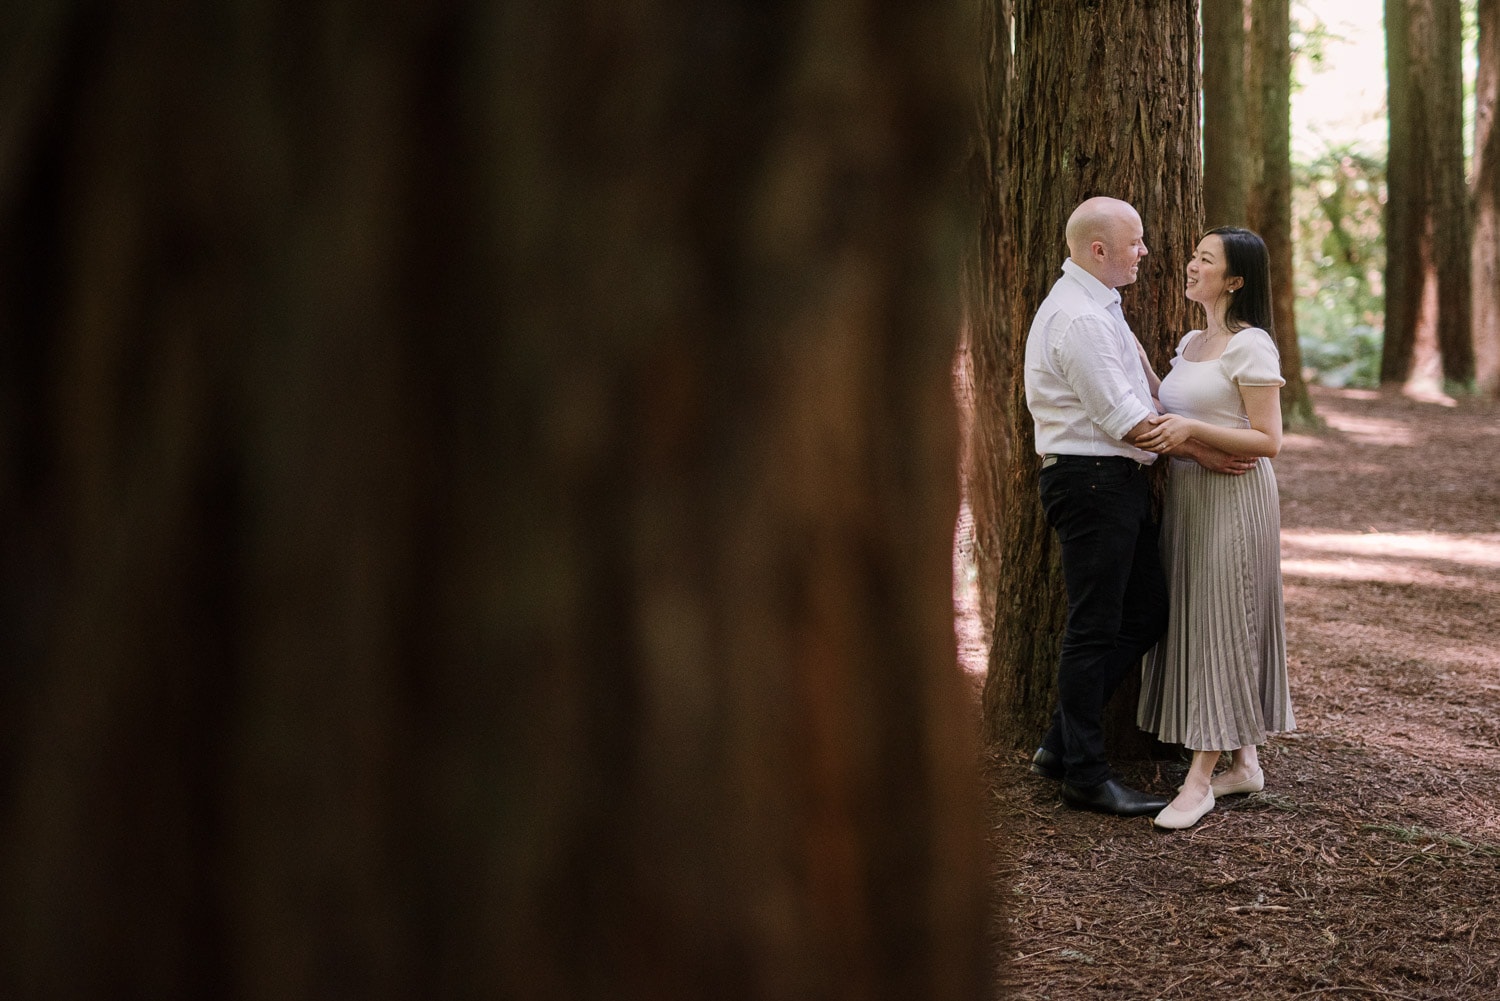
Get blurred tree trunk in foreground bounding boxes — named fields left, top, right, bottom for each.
left=1476, top=0, right=1500, bottom=395
left=0, top=4, right=995, bottom=999
left=978, top=2, right=1201, bottom=754
left=1246, top=0, right=1315, bottom=426
left=1384, top=0, right=1473, bottom=391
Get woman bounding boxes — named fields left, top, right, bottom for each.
left=1134, top=226, right=1294, bottom=830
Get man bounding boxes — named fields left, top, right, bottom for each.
left=1023, top=196, right=1253, bottom=817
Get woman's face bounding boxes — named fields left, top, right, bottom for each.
left=1185, top=234, right=1239, bottom=307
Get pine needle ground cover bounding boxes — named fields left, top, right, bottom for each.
left=969, top=386, right=1500, bottom=1000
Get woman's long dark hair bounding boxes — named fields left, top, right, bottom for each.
left=1205, top=226, right=1274, bottom=336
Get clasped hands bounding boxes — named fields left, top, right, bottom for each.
left=1136, top=414, right=1257, bottom=475
left=1136, top=413, right=1193, bottom=453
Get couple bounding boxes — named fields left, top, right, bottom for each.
left=1023, top=196, right=1294, bottom=831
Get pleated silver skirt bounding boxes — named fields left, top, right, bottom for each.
left=1138, top=456, right=1294, bottom=750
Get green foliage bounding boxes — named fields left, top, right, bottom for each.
left=1289, top=2, right=1335, bottom=85
left=1293, top=142, right=1386, bottom=388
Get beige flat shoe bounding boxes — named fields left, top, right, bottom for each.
left=1153, top=790, right=1214, bottom=830
left=1211, top=767, right=1265, bottom=797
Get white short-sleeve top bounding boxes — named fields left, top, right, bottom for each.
left=1158, top=327, right=1285, bottom=429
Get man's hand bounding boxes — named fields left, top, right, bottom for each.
left=1172, top=438, right=1257, bottom=475
left=1125, top=415, right=1255, bottom=475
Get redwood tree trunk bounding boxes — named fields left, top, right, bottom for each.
left=979, top=2, right=1201, bottom=754
left=1425, top=0, right=1475, bottom=386
left=1477, top=0, right=1500, bottom=395
left=961, top=0, right=1014, bottom=680
left=1384, top=0, right=1422, bottom=383
left=0, top=4, right=993, bottom=999
left=1247, top=0, right=1316, bottom=425
left=1203, top=0, right=1250, bottom=229
left=1383, top=0, right=1473, bottom=389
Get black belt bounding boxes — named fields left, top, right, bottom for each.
left=1040, top=453, right=1146, bottom=469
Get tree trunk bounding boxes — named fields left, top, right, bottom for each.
left=1247, top=0, right=1316, bottom=425
left=1477, top=0, right=1500, bottom=395
left=0, top=4, right=995, bottom=1000
left=961, top=0, right=1014, bottom=680
left=1383, top=0, right=1473, bottom=390
left=1203, top=0, right=1250, bottom=229
left=1424, top=0, right=1475, bottom=387
left=1384, top=0, right=1423, bottom=383
left=979, top=2, right=1202, bottom=755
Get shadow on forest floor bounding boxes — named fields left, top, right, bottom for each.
left=968, top=386, right=1500, bottom=1000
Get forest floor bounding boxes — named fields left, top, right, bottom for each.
left=959, top=385, right=1500, bottom=1001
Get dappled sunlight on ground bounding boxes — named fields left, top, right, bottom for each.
left=1282, top=530, right=1500, bottom=566
left=1278, top=430, right=1325, bottom=451
left=1316, top=411, right=1416, bottom=446
left=1281, top=555, right=1499, bottom=587
left=1282, top=529, right=1500, bottom=587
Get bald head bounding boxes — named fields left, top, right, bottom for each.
left=1065, top=197, right=1148, bottom=288
left=1066, top=197, right=1139, bottom=257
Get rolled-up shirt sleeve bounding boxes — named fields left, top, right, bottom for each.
left=1051, top=315, right=1154, bottom=441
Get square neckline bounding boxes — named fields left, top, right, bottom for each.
left=1179, top=329, right=1230, bottom=363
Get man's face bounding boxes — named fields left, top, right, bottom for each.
left=1098, top=213, right=1149, bottom=288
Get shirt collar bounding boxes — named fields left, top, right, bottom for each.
left=1061, top=257, right=1122, bottom=309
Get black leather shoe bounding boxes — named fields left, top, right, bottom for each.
left=1060, top=779, right=1170, bottom=817
left=1030, top=747, right=1064, bottom=781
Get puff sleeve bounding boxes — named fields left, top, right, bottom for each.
left=1224, top=327, right=1286, bottom=387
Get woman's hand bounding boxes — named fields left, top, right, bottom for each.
left=1135, top=413, right=1198, bottom=453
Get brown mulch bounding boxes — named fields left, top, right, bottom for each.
left=962, top=385, right=1500, bottom=1000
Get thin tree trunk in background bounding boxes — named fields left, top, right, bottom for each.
left=961, top=0, right=1014, bottom=678
left=1384, top=0, right=1423, bottom=382
left=0, top=4, right=995, bottom=999
left=979, top=2, right=1201, bottom=754
left=1477, top=0, right=1500, bottom=395
left=1425, top=0, right=1475, bottom=387
left=1203, top=0, right=1250, bottom=229
left=1247, top=0, right=1316, bottom=425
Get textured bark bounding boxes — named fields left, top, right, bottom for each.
left=961, top=0, right=1014, bottom=684
left=0, top=4, right=994, bottom=1000
left=1383, top=0, right=1473, bottom=388
left=1478, top=0, right=1500, bottom=395
left=979, top=1, right=1202, bottom=753
left=1384, top=0, right=1422, bottom=383
left=1425, top=0, right=1475, bottom=386
left=1202, top=0, right=1250, bottom=229
left=1247, top=0, right=1315, bottom=425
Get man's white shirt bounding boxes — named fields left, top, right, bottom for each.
left=1024, top=257, right=1157, bottom=463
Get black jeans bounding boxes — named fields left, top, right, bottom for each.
left=1037, top=455, right=1168, bottom=787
